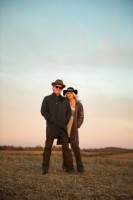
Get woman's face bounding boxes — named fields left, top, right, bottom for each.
left=66, top=92, right=74, bottom=100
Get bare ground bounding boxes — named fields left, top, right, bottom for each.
left=0, top=151, right=133, bottom=200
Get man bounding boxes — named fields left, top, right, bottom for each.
left=41, top=79, right=74, bottom=174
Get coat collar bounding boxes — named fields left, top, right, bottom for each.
left=51, top=93, right=64, bottom=100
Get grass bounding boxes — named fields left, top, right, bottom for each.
left=0, top=150, right=133, bottom=200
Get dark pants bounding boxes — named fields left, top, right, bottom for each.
left=42, top=136, right=74, bottom=173
left=62, top=138, right=84, bottom=172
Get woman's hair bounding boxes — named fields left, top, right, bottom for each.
left=65, top=92, right=81, bottom=102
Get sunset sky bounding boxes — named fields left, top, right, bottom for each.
left=0, top=0, right=133, bottom=149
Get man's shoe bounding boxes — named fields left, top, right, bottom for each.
left=66, top=169, right=75, bottom=174
left=62, top=164, right=66, bottom=169
left=77, top=169, right=85, bottom=173
left=42, top=169, right=48, bottom=175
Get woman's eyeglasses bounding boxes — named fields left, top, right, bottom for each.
left=55, top=85, right=63, bottom=90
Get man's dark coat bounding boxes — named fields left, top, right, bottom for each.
left=41, top=93, right=71, bottom=137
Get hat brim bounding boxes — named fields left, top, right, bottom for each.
left=63, top=89, right=78, bottom=96
left=52, top=82, right=66, bottom=88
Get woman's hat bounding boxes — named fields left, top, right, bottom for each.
left=51, top=79, right=66, bottom=88
left=63, top=87, right=78, bottom=96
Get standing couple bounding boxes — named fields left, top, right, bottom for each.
left=41, top=79, right=84, bottom=174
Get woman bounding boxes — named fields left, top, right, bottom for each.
left=57, top=87, right=84, bottom=173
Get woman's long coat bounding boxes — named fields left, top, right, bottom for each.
left=41, top=93, right=71, bottom=137
left=57, top=101, right=84, bottom=145
left=70, top=101, right=84, bottom=144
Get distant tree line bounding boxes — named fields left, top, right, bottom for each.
left=81, top=147, right=133, bottom=153
left=0, top=145, right=132, bottom=153
left=0, top=145, right=62, bottom=151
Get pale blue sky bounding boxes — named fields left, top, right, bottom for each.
left=0, top=0, right=133, bottom=148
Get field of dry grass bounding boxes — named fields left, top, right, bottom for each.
left=0, top=150, right=133, bottom=200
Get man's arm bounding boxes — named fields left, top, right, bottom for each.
left=66, top=99, right=71, bottom=124
left=41, top=97, right=50, bottom=121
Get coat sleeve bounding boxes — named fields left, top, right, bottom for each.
left=77, top=102, right=84, bottom=128
left=66, top=98, right=71, bottom=124
left=40, top=97, right=50, bottom=121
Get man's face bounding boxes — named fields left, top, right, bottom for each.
left=53, top=85, right=63, bottom=95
